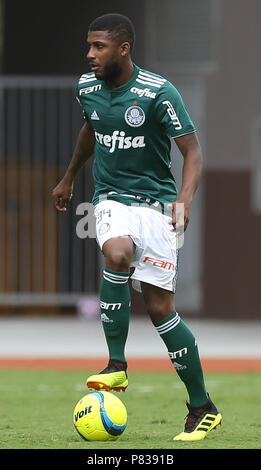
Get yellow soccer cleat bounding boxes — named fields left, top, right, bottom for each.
left=86, top=359, right=128, bottom=392
left=173, top=396, right=222, bottom=441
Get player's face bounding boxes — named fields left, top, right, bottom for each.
left=87, top=31, right=123, bottom=81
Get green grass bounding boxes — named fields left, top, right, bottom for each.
left=0, top=369, right=260, bottom=449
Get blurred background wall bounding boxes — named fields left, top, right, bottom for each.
left=0, top=0, right=260, bottom=318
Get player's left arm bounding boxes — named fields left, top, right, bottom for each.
left=169, top=132, right=203, bottom=231
left=155, top=80, right=203, bottom=230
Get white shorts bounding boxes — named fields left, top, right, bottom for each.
left=94, top=200, right=179, bottom=293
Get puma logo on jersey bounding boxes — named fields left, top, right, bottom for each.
left=94, top=130, right=146, bottom=153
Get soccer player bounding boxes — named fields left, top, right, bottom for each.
left=52, top=13, right=222, bottom=441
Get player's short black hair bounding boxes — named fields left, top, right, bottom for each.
left=89, top=13, right=135, bottom=52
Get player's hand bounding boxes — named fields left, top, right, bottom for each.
left=167, top=198, right=191, bottom=232
left=52, top=177, right=74, bottom=211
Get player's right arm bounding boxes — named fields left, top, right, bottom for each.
left=52, top=121, right=95, bottom=211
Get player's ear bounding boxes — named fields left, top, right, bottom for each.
left=120, top=42, right=131, bottom=57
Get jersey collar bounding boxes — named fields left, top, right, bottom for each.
left=103, top=63, right=140, bottom=93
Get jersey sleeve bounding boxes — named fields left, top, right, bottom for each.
left=155, top=81, right=196, bottom=139
left=75, top=82, right=90, bottom=122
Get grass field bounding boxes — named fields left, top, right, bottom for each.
left=0, top=368, right=260, bottom=450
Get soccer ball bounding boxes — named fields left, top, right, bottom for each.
left=73, top=391, right=127, bottom=441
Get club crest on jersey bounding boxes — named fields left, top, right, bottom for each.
left=125, top=105, right=145, bottom=127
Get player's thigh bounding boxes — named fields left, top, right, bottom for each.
left=130, top=207, right=179, bottom=299
left=95, top=200, right=139, bottom=252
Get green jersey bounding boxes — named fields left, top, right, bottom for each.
left=76, top=64, right=195, bottom=208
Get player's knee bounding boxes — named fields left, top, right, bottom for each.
left=105, top=251, right=131, bottom=272
left=147, top=303, right=167, bottom=320
left=146, top=301, right=175, bottom=323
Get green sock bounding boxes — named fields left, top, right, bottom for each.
left=154, top=312, right=208, bottom=407
left=100, top=268, right=131, bottom=363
